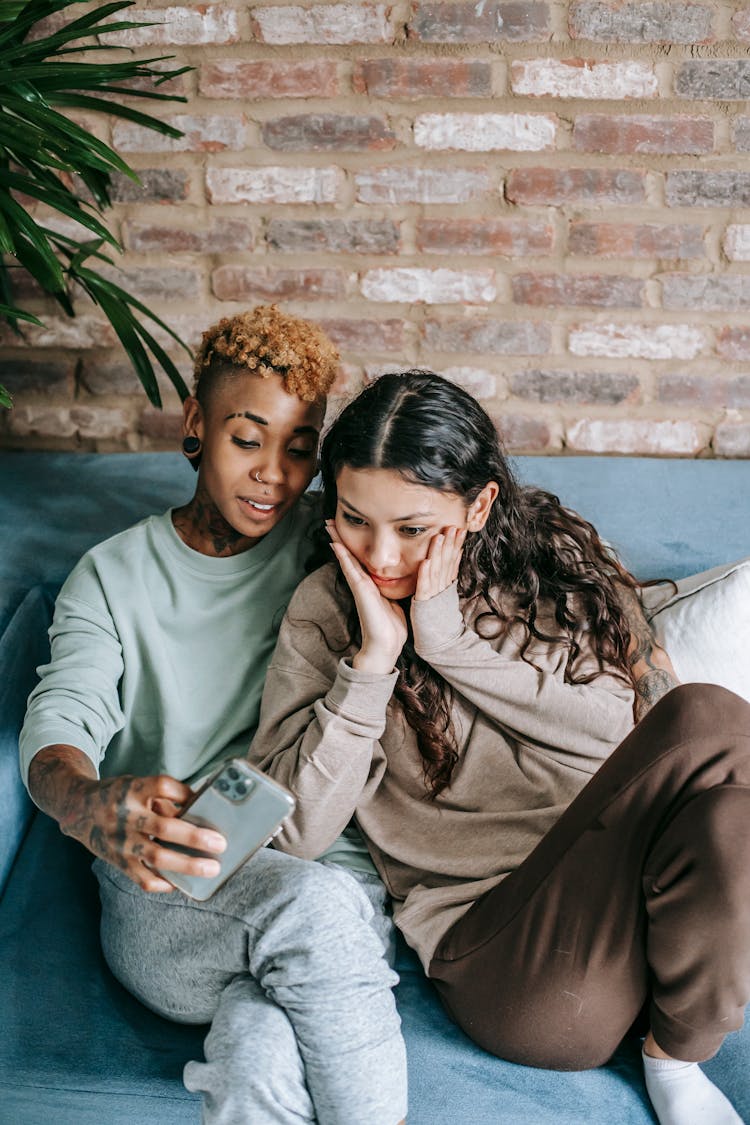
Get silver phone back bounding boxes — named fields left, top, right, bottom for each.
left=163, top=760, right=295, bottom=901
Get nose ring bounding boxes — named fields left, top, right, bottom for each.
left=255, top=471, right=263, bottom=483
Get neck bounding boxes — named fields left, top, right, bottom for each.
left=172, top=485, right=257, bottom=557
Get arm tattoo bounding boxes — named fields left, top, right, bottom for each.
left=621, top=587, right=679, bottom=722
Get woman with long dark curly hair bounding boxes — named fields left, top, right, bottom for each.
left=250, top=370, right=750, bottom=1125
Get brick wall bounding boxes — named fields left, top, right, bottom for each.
left=3, top=0, right=750, bottom=456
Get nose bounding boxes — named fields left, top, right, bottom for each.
left=366, top=531, right=400, bottom=572
left=253, top=447, right=285, bottom=486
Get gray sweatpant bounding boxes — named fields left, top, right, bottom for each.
left=94, top=849, right=407, bottom=1124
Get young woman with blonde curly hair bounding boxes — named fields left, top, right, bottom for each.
left=20, top=307, right=407, bottom=1125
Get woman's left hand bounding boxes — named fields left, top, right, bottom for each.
left=414, top=526, right=467, bottom=602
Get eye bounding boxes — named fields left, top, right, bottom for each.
left=288, top=446, right=315, bottom=459
left=231, top=436, right=260, bottom=450
left=341, top=511, right=365, bottom=527
left=400, top=526, right=427, bottom=537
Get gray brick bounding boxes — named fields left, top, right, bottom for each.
left=675, top=61, right=750, bottom=100
left=569, top=3, right=713, bottom=44
left=509, top=369, right=639, bottom=404
left=666, top=171, right=750, bottom=207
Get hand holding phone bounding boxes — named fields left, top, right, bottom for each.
left=153, top=758, right=295, bottom=900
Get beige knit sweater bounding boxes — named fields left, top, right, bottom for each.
left=250, top=562, right=635, bottom=970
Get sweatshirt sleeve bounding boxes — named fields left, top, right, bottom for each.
left=249, top=572, right=398, bottom=860
left=19, top=562, right=126, bottom=788
left=411, top=583, right=634, bottom=767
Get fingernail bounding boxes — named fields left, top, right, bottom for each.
left=207, top=833, right=226, bottom=851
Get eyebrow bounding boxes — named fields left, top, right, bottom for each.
left=224, top=411, right=319, bottom=436
left=339, top=497, right=434, bottom=522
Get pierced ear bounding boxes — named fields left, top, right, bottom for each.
left=467, top=481, right=499, bottom=532
left=182, top=394, right=203, bottom=442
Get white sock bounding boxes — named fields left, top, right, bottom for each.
left=642, top=1049, right=743, bottom=1125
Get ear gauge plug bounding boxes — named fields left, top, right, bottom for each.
left=182, top=435, right=202, bottom=472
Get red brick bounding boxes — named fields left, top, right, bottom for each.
left=409, top=2, right=551, bottom=43
left=510, top=369, right=639, bottom=404
left=424, top=319, right=550, bottom=355
left=212, top=267, right=347, bottom=302
left=714, top=422, right=750, bottom=457
left=251, top=4, right=393, bottom=44
left=356, top=166, right=492, bottom=204
left=569, top=222, right=704, bottom=260
left=566, top=419, right=709, bottom=456
left=417, top=219, right=554, bottom=257
left=512, top=273, right=643, bottom=308
left=569, top=3, right=714, bottom=44
left=717, top=327, right=750, bottom=362
left=573, top=114, right=713, bottom=155
left=658, top=373, right=750, bottom=409
left=200, top=60, right=339, bottom=99
left=110, top=169, right=190, bottom=204
left=511, top=58, right=657, bottom=99
left=506, top=167, right=645, bottom=206
left=353, top=58, right=491, bottom=98
left=206, top=166, right=344, bottom=205
left=112, top=115, right=246, bottom=154
left=494, top=413, right=557, bottom=452
left=262, top=114, right=397, bottom=152
left=318, top=319, right=407, bottom=352
left=139, top=409, right=184, bottom=442
left=101, top=6, right=239, bottom=46
left=123, top=218, right=255, bottom=254
left=267, top=219, right=400, bottom=254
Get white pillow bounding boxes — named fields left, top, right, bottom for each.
left=642, top=558, right=750, bottom=703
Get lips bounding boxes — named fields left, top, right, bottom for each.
left=367, top=570, right=406, bottom=586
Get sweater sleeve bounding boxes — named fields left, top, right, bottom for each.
left=19, top=563, right=126, bottom=788
left=411, top=583, right=634, bottom=767
left=249, top=573, right=398, bottom=860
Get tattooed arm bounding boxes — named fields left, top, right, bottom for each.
left=619, top=587, right=680, bottom=722
left=28, top=745, right=226, bottom=892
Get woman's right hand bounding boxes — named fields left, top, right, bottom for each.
left=327, top=522, right=407, bottom=675
left=28, top=746, right=226, bottom=892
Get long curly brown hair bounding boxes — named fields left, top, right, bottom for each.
left=193, top=305, right=339, bottom=405
left=311, top=370, right=646, bottom=798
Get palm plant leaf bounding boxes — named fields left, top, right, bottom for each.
left=0, top=0, right=194, bottom=411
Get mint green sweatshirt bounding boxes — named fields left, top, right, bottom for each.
left=20, top=497, right=320, bottom=787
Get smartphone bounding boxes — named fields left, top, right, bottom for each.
left=154, top=758, right=295, bottom=901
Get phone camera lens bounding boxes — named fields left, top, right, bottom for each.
left=217, top=778, right=230, bottom=792
left=235, top=781, right=248, bottom=797
left=227, top=767, right=240, bottom=780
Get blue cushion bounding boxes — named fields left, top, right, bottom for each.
left=3, top=813, right=750, bottom=1123
left=1, top=452, right=749, bottom=591
left=0, top=584, right=53, bottom=894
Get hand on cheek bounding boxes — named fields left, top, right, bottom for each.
left=325, top=520, right=407, bottom=674
left=414, top=526, right=467, bottom=602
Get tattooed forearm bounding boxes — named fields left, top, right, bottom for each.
left=619, top=587, right=680, bottom=721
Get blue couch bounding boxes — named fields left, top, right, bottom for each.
left=1, top=451, right=749, bottom=1125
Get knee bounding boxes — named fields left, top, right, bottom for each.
left=647, top=683, right=750, bottom=761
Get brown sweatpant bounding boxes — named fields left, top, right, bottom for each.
left=428, top=684, right=750, bottom=1070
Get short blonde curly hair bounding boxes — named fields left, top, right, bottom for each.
left=194, top=306, right=339, bottom=405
